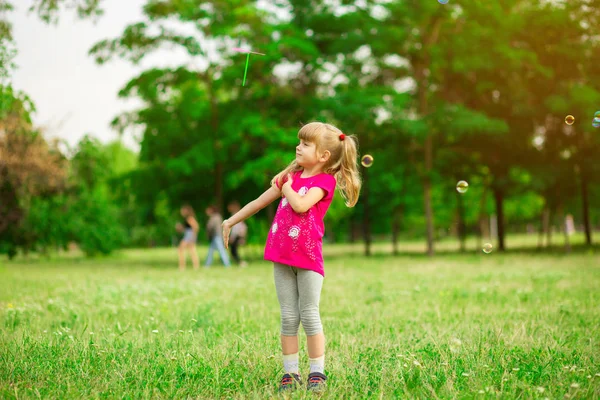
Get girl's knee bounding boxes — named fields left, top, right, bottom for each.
left=280, top=307, right=300, bottom=335
left=300, top=306, right=322, bottom=336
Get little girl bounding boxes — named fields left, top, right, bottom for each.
left=178, top=204, right=200, bottom=270
left=222, top=122, right=361, bottom=393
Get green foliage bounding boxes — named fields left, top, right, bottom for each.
left=3, top=0, right=600, bottom=256
left=68, top=185, right=126, bottom=256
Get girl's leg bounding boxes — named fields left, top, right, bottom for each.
left=215, top=235, right=231, bottom=267
left=204, top=237, right=216, bottom=266
left=273, top=263, right=301, bottom=374
left=178, top=241, right=186, bottom=270
left=230, top=239, right=240, bottom=264
left=189, top=243, right=200, bottom=270
left=297, top=269, right=325, bottom=374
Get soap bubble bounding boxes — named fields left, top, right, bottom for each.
left=593, top=119, right=600, bottom=128
left=438, top=0, right=449, bottom=3
left=456, top=180, right=469, bottom=194
left=594, top=111, right=600, bottom=119
left=361, top=154, right=374, bottom=168
left=483, top=243, right=493, bottom=254
left=565, top=115, right=575, bottom=125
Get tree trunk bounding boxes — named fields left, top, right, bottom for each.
left=580, top=170, right=592, bottom=246
left=545, top=206, right=553, bottom=248
left=206, top=72, right=223, bottom=213
left=392, top=204, right=403, bottom=256
left=418, top=64, right=434, bottom=256
left=493, top=187, right=506, bottom=251
left=215, top=161, right=223, bottom=214
left=457, top=191, right=466, bottom=252
left=363, top=168, right=371, bottom=257
left=416, top=66, right=434, bottom=256
left=412, top=14, right=443, bottom=257
left=476, top=185, right=489, bottom=250
left=537, top=205, right=548, bottom=249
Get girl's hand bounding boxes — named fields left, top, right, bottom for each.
left=222, top=219, right=232, bottom=249
left=282, top=173, right=293, bottom=191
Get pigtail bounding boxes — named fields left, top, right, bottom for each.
left=335, top=134, right=362, bottom=207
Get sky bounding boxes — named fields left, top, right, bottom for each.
left=10, top=0, right=185, bottom=151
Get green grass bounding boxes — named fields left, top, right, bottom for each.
left=1, top=242, right=600, bottom=399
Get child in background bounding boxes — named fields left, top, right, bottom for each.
left=227, top=201, right=248, bottom=267
left=204, top=205, right=231, bottom=267
left=222, top=122, right=361, bottom=393
left=178, top=205, right=200, bottom=271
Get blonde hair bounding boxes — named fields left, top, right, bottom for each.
left=273, top=122, right=362, bottom=207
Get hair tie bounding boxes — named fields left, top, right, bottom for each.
left=339, top=133, right=345, bottom=141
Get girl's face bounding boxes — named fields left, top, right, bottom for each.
left=296, top=139, right=319, bottom=167
left=180, top=208, right=187, bottom=217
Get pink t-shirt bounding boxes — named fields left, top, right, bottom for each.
left=264, top=170, right=337, bottom=277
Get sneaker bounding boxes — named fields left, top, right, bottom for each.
left=307, top=372, right=327, bottom=393
left=278, top=373, right=302, bottom=392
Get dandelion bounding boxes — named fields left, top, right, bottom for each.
left=570, top=383, right=580, bottom=388
left=7, top=303, right=13, bottom=309
left=152, top=330, right=159, bottom=334
left=536, top=387, right=545, bottom=393
left=451, top=338, right=462, bottom=346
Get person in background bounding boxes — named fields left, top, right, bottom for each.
left=178, top=204, right=200, bottom=271
left=227, top=201, right=248, bottom=267
left=205, top=205, right=231, bottom=267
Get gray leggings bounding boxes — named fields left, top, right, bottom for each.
left=274, top=263, right=324, bottom=336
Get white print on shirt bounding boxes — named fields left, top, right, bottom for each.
left=272, top=222, right=278, bottom=233
left=288, top=226, right=300, bottom=238
left=298, top=186, right=308, bottom=196
left=282, top=198, right=288, bottom=208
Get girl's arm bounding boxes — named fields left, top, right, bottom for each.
left=222, top=186, right=281, bottom=248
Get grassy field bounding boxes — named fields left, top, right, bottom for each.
left=1, top=240, right=600, bottom=399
